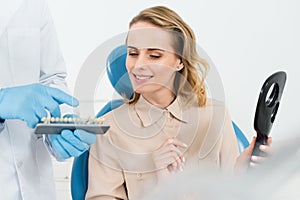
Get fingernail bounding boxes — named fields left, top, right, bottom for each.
left=259, top=145, right=266, bottom=150
left=183, top=143, right=188, bottom=148
left=179, top=166, right=184, bottom=172
left=251, top=155, right=257, bottom=162
left=182, top=157, right=185, bottom=163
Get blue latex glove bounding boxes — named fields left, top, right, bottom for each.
left=0, top=83, right=79, bottom=128
left=48, top=129, right=96, bottom=159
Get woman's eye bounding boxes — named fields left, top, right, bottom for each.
left=128, top=53, right=138, bottom=57
left=150, top=55, right=161, bottom=59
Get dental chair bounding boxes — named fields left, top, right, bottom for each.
left=70, top=45, right=250, bottom=200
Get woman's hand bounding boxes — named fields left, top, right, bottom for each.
left=152, top=137, right=187, bottom=180
left=235, top=136, right=272, bottom=174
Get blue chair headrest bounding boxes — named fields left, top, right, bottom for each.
left=106, top=45, right=134, bottom=99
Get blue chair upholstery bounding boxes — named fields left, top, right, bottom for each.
left=232, top=121, right=250, bottom=152
left=70, top=100, right=124, bottom=200
left=70, top=45, right=249, bottom=200
left=106, top=45, right=133, bottom=99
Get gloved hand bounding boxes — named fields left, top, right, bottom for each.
left=48, top=129, right=96, bottom=159
left=0, top=83, right=79, bottom=128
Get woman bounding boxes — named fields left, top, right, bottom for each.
left=86, top=6, right=270, bottom=200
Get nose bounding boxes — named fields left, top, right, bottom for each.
left=126, top=50, right=147, bottom=71
left=134, top=55, right=146, bottom=69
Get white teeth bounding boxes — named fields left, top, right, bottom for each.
left=135, top=75, right=152, bottom=80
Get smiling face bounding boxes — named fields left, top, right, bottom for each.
left=126, top=21, right=183, bottom=99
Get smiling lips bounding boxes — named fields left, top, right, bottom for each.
left=133, top=73, right=153, bottom=84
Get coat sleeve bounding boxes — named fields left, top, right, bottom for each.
left=39, top=0, right=67, bottom=90
left=39, top=0, right=78, bottom=159
left=38, top=0, right=77, bottom=115
left=86, top=145, right=128, bottom=200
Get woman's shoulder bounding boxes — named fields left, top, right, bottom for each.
left=185, top=98, right=227, bottom=113
left=179, top=94, right=226, bottom=110
left=92, top=103, right=130, bottom=148
left=99, top=102, right=131, bottom=122
left=97, top=102, right=137, bottom=141
left=205, top=98, right=226, bottom=108
left=179, top=98, right=228, bottom=125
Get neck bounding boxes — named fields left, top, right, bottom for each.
left=142, top=90, right=175, bottom=108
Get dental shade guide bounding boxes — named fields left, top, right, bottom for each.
left=34, top=117, right=110, bottom=135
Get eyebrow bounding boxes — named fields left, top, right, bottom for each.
left=148, top=48, right=165, bottom=52
left=127, top=46, right=165, bottom=52
left=127, top=46, right=138, bottom=50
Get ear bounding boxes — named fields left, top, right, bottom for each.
left=176, top=62, right=184, bottom=71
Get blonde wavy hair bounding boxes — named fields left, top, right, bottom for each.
left=126, top=6, right=209, bottom=107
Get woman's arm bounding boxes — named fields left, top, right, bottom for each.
left=219, top=109, right=241, bottom=174
left=86, top=152, right=128, bottom=200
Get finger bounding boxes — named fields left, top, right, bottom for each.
left=249, top=161, right=259, bottom=168
left=44, top=99, right=61, bottom=118
left=181, top=156, right=186, bottom=163
left=35, top=108, right=48, bottom=122
left=155, top=147, right=183, bottom=165
left=61, top=129, right=88, bottom=151
left=154, top=158, right=174, bottom=170
left=170, top=159, right=178, bottom=172
left=267, top=137, right=273, bottom=145
left=51, top=138, right=71, bottom=159
left=160, top=151, right=181, bottom=166
left=176, top=159, right=184, bottom=172
left=56, top=133, right=84, bottom=157
left=46, top=87, right=79, bottom=107
left=160, top=138, right=174, bottom=148
left=168, top=146, right=183, bottom=158
left=251, top=155, right=266, bottom=163
left=259, top=144, right=272, bottom=155
left=48, top=134, right=58, bottom=142
left=243, top=137, right=256, bottom=155
left=73, top=129, right=96, bottom=145
left=158, top=143, right=184, bottom=157
left=172, top=155, right=184, bottom=172
left=166, top=137, right=188, bottom=149
left=178, top=161, right=184, bottom=172
left=154, top=152, right=175, bottom=166
left=167, top=165, right=174, bottom=173
left=153, top=144, right=183, bottom=170
left=177, top=155, right=185, bottom=170
left=154, top=152, right=177, bottom=169
left=249, top=136, right=256, bottom=148
left=170, top=155, right=184, bottom=172
left=25, top=115, right=40, bottom=128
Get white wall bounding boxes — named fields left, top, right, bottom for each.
left=48, top=0, right=300, bottom=141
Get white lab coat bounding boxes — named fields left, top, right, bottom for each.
left=0, top=0, right=70, bottom=199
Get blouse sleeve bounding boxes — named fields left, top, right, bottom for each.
left=219, top=109, right=241, bottom=174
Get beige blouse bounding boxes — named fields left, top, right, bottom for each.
left=86, top=95, right=240, bottom=200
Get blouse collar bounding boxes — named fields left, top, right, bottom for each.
left=134, top=95, right=188, bottom=127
